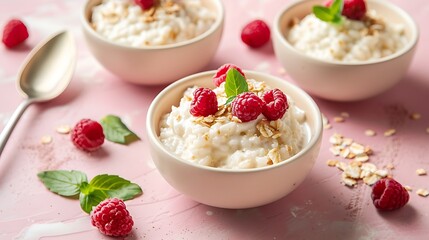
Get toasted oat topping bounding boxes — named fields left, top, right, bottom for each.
left=384, top=129, right=396, bottom=137
left=409, top=113, right=421, bottom=120
left=40, top=135, right=53, bottom=144
left=364, top=129, right=376, bottom=137
left=56, top=125, right=71, bottom=134
left=327, top=132, right=389, bottom=187
left=340, top=112, right=350, bottom=118
left=268, top=148, right=281, bottom=164
left=341, top=172, right=358, bottom=187
left=416, top=168, right=427, bottom=176
left=363, top=174, right=381, bottom=186
left=416, top=188, right=429, bottom=197
left=328, top=133, right=372, bottom=162
left=334, top=117, right=345, bottom=123
left=404, top=185, right=413, bottom=192
left=257, top=119, right=282, bottom=139
left=326, top=159, right=339, bottom=167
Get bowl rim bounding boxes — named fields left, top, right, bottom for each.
left=146, top=70, right=323, bottom=173
left=80, top=0, right=224, bottom=50
left=273, top=0, right=419, bottom=66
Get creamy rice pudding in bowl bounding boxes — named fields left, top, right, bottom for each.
left=146, top=64, right=323, bottom=208
left=81, top=0, right=223, bottom=85
left=273, top=0, right=418, bottom=101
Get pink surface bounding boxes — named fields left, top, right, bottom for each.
left=1, top=0, right=429, bottom=239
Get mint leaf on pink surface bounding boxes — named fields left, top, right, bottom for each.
left=79, top=182, right=109, bottom=213
left=89, top=174, right=143, bottom=201
left=79, top=174, right=142, bottom=213
left=37, top=170, right=87, bottom=197
left=100, top=115, right=140, bottom=145
left=38, top=170, right=143, bottom=214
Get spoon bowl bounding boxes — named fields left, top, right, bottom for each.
left=0, top=31, right=76, bottom=156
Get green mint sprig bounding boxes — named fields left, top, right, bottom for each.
left=224, top=68, right=248, bottom=105
left=38, top=170, right=143, bottom=213
left=313, top=0, right=344, bottom=24
left=100, top=115, right=140, bottom=145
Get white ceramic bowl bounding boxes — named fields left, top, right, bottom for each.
left=273, top=0, right=419, bottom=101
left=146, top=70, right=323, bottom=209
left=81, top=0, right=224, bottom=85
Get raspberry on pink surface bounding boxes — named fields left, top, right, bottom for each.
left=371, top=178, right=409, bottom=211
left=325, top=0, right=367, bottom=20
left=134, top=0, right=154, bottom=10
left=2, top=19, right=29, bottom=48
left=91, top=198, right=134, bottom=237
left=262, top=89, right=289, bottom=121
left=190, top=87, right=218, bottom=117
left=212, top=64, right=245, bottom=87
left=241, top=19, right=271, bottom=48
left=71, top=119, right=105, bottom=152
left=231, top=92, right=264, bottom=122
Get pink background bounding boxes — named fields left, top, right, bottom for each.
left=0, top=0, right=428, bottom=239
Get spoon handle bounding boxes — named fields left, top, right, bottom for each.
left=0, top=99, right=32, bottom=156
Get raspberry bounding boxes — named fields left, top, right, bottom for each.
left=262, top=89, right=289, bottom=121
left=2, top=19, right=29, bottom=48
left=231, top=92, right=263, bottom=122
left=71, top=119, right=105, bottom=152
left=212, top=64, right=245, bottom=87
left=371, top=178, right=409, bottom=211
left=241, top=20, right=271, bottom=48
left=90, top=198, right=134, bottom=237
left=325, top=0, right=367, bottom=20
left=190, top=87, right=218, bottom=117
left=134, top=0, right=154, bottom=10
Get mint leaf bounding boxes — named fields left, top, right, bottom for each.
left=313, top=0, right=343, bottom=24
left=224, top=68, right=248, bottom=98
left=37, top=170, right=87, bottom=197
left=78, top=174, right=143, bottom=213
left=330, top=0, right=343, bottom=15
left=313, top=6, right=334, bottom=22
left=100, top=115, right=140, bottom=145
left=79, top=182, right=109, bottom=213
left=90, top=174, right=143, bottom=200
left=224, top=96, right=236, bottom=105
left=38, top=170, right=143, bottom=214
left=331, top=14, right=343, bottom=24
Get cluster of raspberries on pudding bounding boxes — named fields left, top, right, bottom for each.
left=190, top=64, right=289, bottom=123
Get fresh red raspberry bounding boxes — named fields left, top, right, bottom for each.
left=2, top=19, right=29, bottom=48
left=241, top=20, right=271, bottom=48
left=71, top=119, right=105, bottom=152
left=325, top=0, right=367, bottom=20
left=212, top=64, right=245, bottom=87
left=90, top=198, right=134, bottom=237
left=190, top=87, right=218, bottom=117
left=371, top=178, right=409, bottom=211
left=134, top=0, right=154, bottom=10
left=262, top=89, right=289, bottom=121
left=231, top=92, right=263, bottom=122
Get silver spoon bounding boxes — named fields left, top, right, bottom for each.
left=0, top=31, right=76, bottom=156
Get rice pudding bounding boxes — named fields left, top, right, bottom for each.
left=287, top=10, right=408, bottom=62
left=159, top=78, right=307, bottom=169
left=90, top=0, right=216, bottom=47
